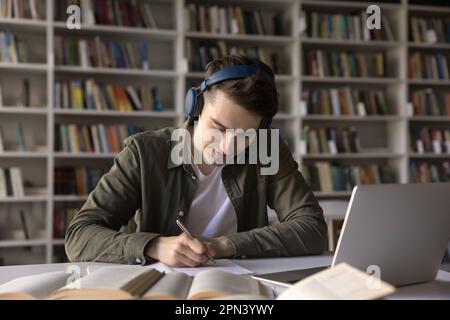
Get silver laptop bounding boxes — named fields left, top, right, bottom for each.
left=255, top=183, right=450, bottom=287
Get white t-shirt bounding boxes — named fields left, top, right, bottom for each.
left=184, top=163, right=238, bottom=238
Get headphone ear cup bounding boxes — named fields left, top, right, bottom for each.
left=184, top=88, right=197, bottom=116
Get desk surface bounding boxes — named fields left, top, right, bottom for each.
left=0, top=255, right=449, bottom=300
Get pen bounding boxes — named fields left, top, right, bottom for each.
left=176, top=219, right=216, bottom=264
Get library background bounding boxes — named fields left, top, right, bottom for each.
left=0, top=0, right=449, bottom=266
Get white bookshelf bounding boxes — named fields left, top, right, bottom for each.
left=0, top=0, right=448, bottom=265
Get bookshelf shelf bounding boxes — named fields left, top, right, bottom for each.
left=53, top=152, right=116, bottom=159
left=185, top=31, right=294, bottom=45
left=0, top=239, right=48, bottom=248
left=301, top=152, right=404, bottom=160
left=54, top=66, right=177, bottom=78
left=301, top=76, right=401, bottom=84
left=302, top=38, right=400, bottom=49
left=408, top=79, right=450, bottom=86
left=407, top=42, right=450, bottom=50
left=53, top=22, right=177, bottom=40
left=408, top=4, right=450, bottom=14
left=0, top=62, right=48, bottom=72
left=0, top=152, right=47, bottom=158
left=0, top=196, right=48, bottom=203
left=53, top=195, right=88, bottom=202
left=302, top=115, right=403, bottom=122
left=409, top=153, right=450, bottom=159
left=0, top=18, right=47, bottom=30
left=52, top=239, right=65, bottom=246
left=408, top=116, right=450, bottom=123
left=301, top=0, right=401, bottom=10
left=0, top=0, right=447, bottom=264
left=0, top=107, right=47, bottom=115
left=53, top=110, right=179, bottom=118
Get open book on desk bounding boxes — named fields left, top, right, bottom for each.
left=0, top=263, right=395, bottom=300
left=0, top=266, right=267, bottom=300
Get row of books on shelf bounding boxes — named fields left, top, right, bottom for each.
left=302, top=126, right=361, bottom=154
left=0, top=122, right=31, bottom=152
left=54, top=123, right=143, bottom=154
left=409, top=52, right=449, bottom=80
left=54, top=36, right=150, bottom=70
left=410, top=88, right=450, bottom=116
left=184, top=4, right=284, bottom=36
left=304, top=11, right=393, bottom=41
left=53, top=207, right=78, bottom=239
left=410, top=161, right=450, bottom=183
left=410, top=127, right=450, bottom=155
left=54, top=167, right=105, bottom=196
left=409, top=16, right=450, bottom=44
left=55, top=0, right=159, bottom=29
left=0, top=79, right=31, bottom=107
left=302, top=88, right=388, bottom=116
left=186, top=39, right=280, bottom=74
left=300, top=162, right=397, bottom=193
left=0, top=0, right=40, bottom=20
left=54, top=79, right=164, bottom=112
left=0, top=30, right=29, bottom=63
left=304, top=50, right=385, bottom=78
left=0, top=167, right=24, bottom=197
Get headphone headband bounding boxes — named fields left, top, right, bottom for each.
left=185, top=64, right=276, bottom=129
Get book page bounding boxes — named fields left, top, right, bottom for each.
left=171, top=259, right=253, bottom=276
left=49, top=266, right=160, bottom=299
left=187, top=270, right=263, bottom=300
left=277, top=263, right=396, bottom=300
left=0, top=271, right=69, bottom=300
left=143, top=272, right=193, bottom=300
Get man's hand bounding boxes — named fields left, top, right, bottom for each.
left=202, top=236, right=236, bottom=259
left=145, top=234, right=236, bottom=267
left=145, top=233, right=210, bottom=267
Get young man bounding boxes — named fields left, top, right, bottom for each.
left=65, top=54, right=327, bottom=267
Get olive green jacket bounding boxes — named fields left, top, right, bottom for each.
left=65, top=119, right=327, bottom=265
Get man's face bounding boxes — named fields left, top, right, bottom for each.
left=192, top=89, right=262, bottom=166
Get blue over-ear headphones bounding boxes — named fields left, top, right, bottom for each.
left=185, top=65, right=276, bottom=129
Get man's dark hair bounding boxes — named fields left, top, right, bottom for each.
left=203, top=54, right=279, bottom=119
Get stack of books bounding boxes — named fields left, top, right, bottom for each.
left=54, top=79, right=164, bottom=112
left=304, top=50, right=385, bottom=77
left=409, top=16, right=450, bottom=43
left=0, top=167, right=24, bottom=197
left=54, top=0, right=159, bottom=28
left=186, top=39, right=280, bottom=73
left=409, top=52, right=449, bottom=80
left=0, top=30, right=29, bottom=63
left=301, top=162, right=397, bottom=193
left=54, top=123, right=144, bottom=154
left=410, top=127, right=450, bottom=154
left=0, top=0, right=41, bottom=19
left=410, top=88, right=450, bottom=116
left=302, top=126, right=362, bottom=154
left=410, top=161, right=450, bottom=183
left=302, top=88, right=388, bottom=115
left=54, top=207, right=79, bottom=239
left=184, top=4, right=284, bottom=35
left=54, top=36, right=150, bottom=69
left=54, top=167, right=106, bottom=195
left=305, top=11, right=394, bottom=41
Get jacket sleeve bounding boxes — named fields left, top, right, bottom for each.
left=226, top=137, right=328, bottom=258
left=64, top=138, right=160, bottom=265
